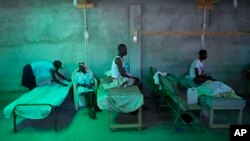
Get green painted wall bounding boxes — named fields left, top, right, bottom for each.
left=0, top=0, right=250, bottom=95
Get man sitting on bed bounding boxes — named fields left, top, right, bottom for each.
left=21, top=60, right=71, bottom=90
left=187, top=49, right=215, bottom=85
left=111, top=43, right=141, bottom=88
left=74, top=62, right=98, bottom=119
left=111, top=43, right=148, bottom=110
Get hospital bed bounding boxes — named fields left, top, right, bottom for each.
left=150, top=66, right=245, bottom=129
left=97, top=76, right=143, bottom=131
left=3, top=82, right=71, bottom=133
left=178, top=77, right=246, bottom=128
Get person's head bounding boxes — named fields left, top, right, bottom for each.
left=53, top=60, right=62, bottom=71
left=78, top=62, right=86, bottom=73
left=199, top=49, right=207, bottom=61
left=118, top=44, right=127, bottom=57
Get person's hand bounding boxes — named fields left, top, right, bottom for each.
left=201, top=72, right=206, bottom=76
left=133, top=77, right=140, bottom=81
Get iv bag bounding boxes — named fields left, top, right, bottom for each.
left=84, top=30, right=89, bottom=41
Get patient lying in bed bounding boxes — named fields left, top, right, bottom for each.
left=196, top=81, right=238, bottom=97
left=178, top=77, right=239, bottom=99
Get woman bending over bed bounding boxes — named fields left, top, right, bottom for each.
left=21, top=60, right=71, bottom=90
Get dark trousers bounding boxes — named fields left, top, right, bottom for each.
left=194, top=75, right=215, bottom=85
left=21, top=64, right=36, bottom=90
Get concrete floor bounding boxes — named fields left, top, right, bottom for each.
left=0, top=91, right=249, bottom=141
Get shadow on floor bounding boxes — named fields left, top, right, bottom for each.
left=16, top=92, right=76, bottom=132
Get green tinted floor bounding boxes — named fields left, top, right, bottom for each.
left=1, top=91, right=250, bottom=141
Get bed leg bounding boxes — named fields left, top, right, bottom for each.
left=209, top=108, right=214, bottom=128
left=109, top=111, right=113, bottom=131
left=138, top=107, right=142, bottom=131
left=74, top=92, right=78, bottom=110
left=238, top=109, right=243, bottom=125
left=171, top=110, right=181, bottom=132
left=52, top=107, right=57, bottom=132
left=13, top=111, right=17, bottom=133
left=199, top=111, right=204, bottom=132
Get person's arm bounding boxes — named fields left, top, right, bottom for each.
left=50, top=69, right=68, bottom=86
left=115, top=58, right=138, bottom=80
left=54, top=70, right=71, bottom=82
left=88, top=71, right=95, bottom=87
left=195, top=68, right=206, bottom=78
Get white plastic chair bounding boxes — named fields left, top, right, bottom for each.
left=71, top=68, right=98, bottom=110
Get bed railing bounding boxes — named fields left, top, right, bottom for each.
left=13, top=104, right=56, bottom=133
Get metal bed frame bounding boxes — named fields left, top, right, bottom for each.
left=13, top=104, right=58, bottom=133
left=109, top=107, right=142, bottom=131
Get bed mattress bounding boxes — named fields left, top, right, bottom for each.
left=199, top=95, right=246, bottom=108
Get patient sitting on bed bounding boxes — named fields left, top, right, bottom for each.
left=111, top=43, right=148, bottom=111
left=111, top=43, right=141, bottom=88
left=186, top=49, right=215, bottom=85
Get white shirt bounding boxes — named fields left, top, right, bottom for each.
left=188, top=59, right=204, bottom=80
left=74, top=69, right=94, bottom=92
left=111, top=56, right=124, bottom=79
left=74, top=70, right=94, bottom=85
left=31, top=61, right=54, bottom=84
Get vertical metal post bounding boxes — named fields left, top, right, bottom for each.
left=129, top=4, right=142, bottom=80
left=13, top=111, right=17, bottom=133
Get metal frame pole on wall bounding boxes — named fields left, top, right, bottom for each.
left=129, top=4, right=142, bottom=80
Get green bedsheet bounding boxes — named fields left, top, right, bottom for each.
left=97, top=76, right=143, bottom=113
left=4, top=82, right=71, bottom=119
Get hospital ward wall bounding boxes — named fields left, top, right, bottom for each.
left=0, top=0, right=249, bottom=96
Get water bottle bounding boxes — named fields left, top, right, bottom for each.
left=187, top=88, right=198, bottom=104
left=125, top=62, right=130, bottom=73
